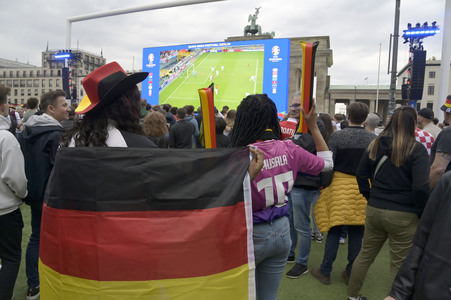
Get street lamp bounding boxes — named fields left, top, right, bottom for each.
left=54, top=50, right=82, bottom=102
left=401, top=21, right=439, bottom=107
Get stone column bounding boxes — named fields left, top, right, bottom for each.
left=329, top=98, right=336, bottom=115
left=369, top=99, right=375, bottom=112
left=315, top=61, right=327, bottom=112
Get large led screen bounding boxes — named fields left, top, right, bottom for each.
left=142, top=38, right=290, bottom=112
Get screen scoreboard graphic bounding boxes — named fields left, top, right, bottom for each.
left=142, top=38, right=290, bottom=112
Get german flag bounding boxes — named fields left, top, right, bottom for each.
left=297, top=41, right=319, bottom=134
left=40, top=147, right=255, bottom=299
left=198, top=83, right=216, bottom=148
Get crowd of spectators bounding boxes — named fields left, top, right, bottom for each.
left=1, top=61, right=450, bottom=299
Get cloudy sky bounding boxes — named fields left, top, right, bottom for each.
left=0, top=0, right=446, bottom=85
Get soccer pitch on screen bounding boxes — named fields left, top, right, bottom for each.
left=160, top=51, right=264, bottom=110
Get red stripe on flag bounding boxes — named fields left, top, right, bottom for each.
left=204, top=86, right=216, bottom=148
left=40, top=202, right=248, bottom=281
left=301, top=43, right=312, bottom=133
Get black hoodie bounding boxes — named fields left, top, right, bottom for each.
left=356, top=136, right=430, bottom=216
left=18, top=115, right=65, bottom=207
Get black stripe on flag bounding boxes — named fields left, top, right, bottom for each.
left=45, top=147, right=250, bottom=212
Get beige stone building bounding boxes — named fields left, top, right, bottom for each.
left=0, top=49, right=105, bottom=105
left=328, top=85, right=403, bottom=121
left=328, top=60, right=451, bottom=121
left=288, top=36, right=333, bottom=113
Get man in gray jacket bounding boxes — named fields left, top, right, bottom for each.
left=0, top=84, right=28, bottom=300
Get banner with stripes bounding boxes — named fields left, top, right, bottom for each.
left=198, top=83, right=217, bottom=148
left=39, top=147, right=255, bottom=299
left=297, top=41, right=319, bottom=134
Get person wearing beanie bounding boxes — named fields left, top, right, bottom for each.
left=417, top=108, right=441, bottom=139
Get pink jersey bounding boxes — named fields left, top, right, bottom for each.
left=250, top=139, right=325, bottom=223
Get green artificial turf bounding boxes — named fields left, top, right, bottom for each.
left=13, top=205, right=393, bottom=300
left=159, top=51, right=264, bottom=110
left=278, top=237, right=391, bottom=300
left=12, top=205, right=31, bottom=300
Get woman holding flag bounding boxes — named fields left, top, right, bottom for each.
left=231, top=94, right=333, bottom=300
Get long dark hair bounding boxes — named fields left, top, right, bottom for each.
left=61, top=86, right=143, bottom=147
left=319, top=113, right=334, bottom=142
left=231, top=94, right=281, bottom=147
left=368, top=106, right=417, bottom=167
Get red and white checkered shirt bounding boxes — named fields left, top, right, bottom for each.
left=415, top=128, right=435, bottom=156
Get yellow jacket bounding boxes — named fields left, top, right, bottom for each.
left=314, top=171, right=367, bottom=232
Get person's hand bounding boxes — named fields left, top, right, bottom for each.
left=301, top=103, right=318, bottom=130
left=384, top=296, right=396, bottom=300
left=248, top=147, right=264, bottom=181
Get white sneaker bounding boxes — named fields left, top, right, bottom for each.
left=315, top=233, right=324, bottom=243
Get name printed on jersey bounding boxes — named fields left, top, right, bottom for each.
left=281, top=127, right=295, bottom=137
left=262, top=155, right=288, bottom=170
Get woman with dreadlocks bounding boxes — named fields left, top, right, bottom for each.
left=231, top=94, right=333, bottom=300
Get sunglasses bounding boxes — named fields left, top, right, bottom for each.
left=290, top=103, right=301, bottom=108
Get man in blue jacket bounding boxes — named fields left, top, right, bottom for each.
left=18, top=89, right=70, bottom=300
left=286, top=94, right=328, bottom=279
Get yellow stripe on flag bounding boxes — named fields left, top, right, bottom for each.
left=40, top=260, right=253, bottom=300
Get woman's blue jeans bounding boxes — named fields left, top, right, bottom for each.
left=253, top=216, right=291, bottom=300
left=288, top=187, right=320, bottom=265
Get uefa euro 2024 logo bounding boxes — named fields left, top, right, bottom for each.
left=148, top=53, right=154, bottom=64
left=269, top=45, right=282, bottom=63
left=146, top=53, right=156, bottom=68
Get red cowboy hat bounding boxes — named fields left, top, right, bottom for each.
left=76, top=62, right=148, bottom=114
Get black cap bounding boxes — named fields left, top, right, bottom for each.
left=418, top=108, right=434, bottom=119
